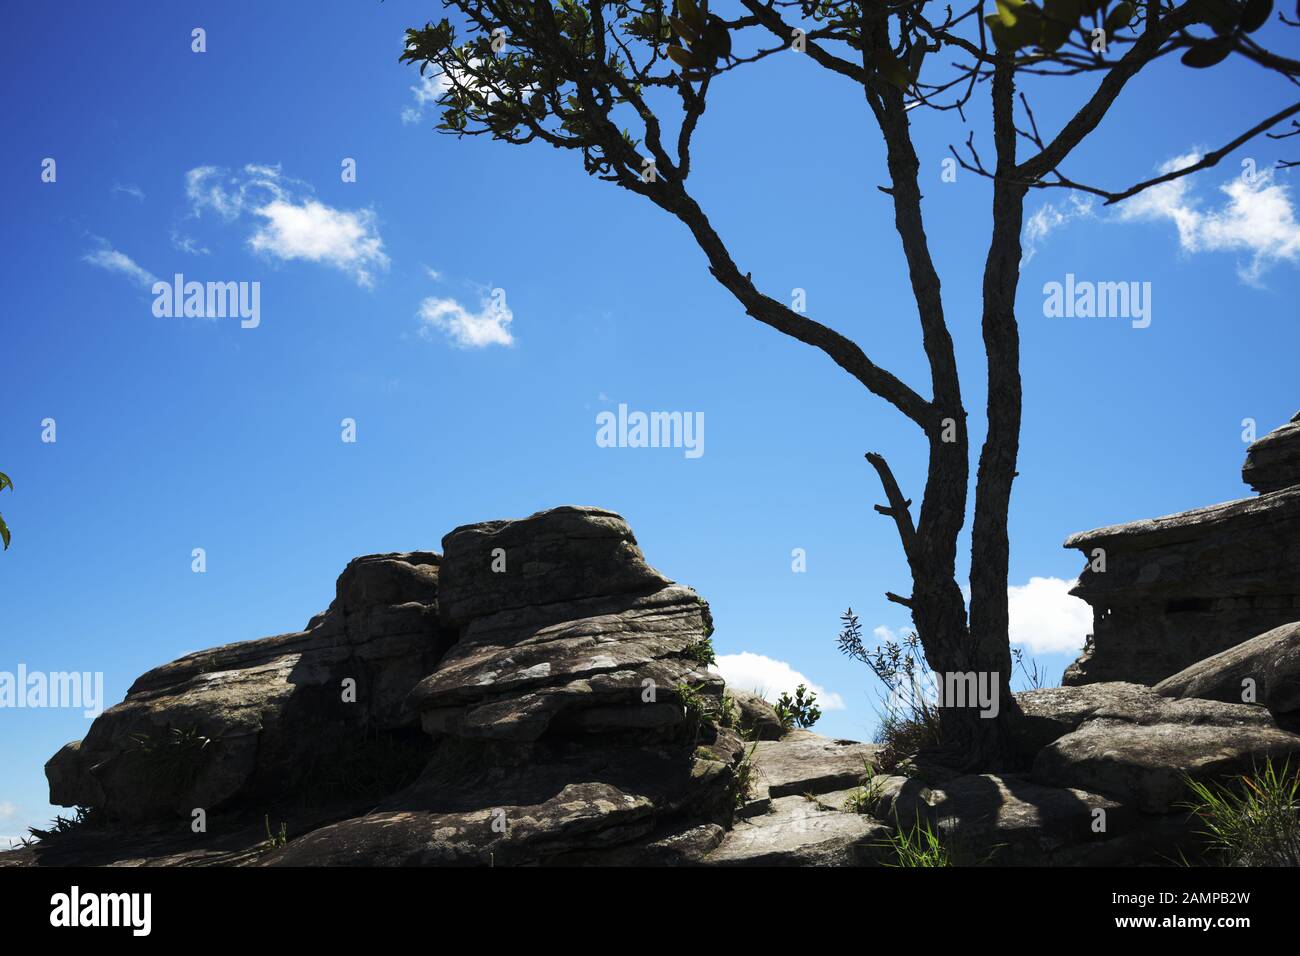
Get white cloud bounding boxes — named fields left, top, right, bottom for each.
left=0, top=801, right=17, bottom=821
left=249, top=200, right=388, bottom=288
left=402, top=71, right=451, bottom=125
left=875, top=576, right=1091, bottom=658
left=1116, top=152, right=1300, bottom=282
left=1007, top=576, right=1092, bottom=655
left=711, top=652, right=846, bottom=710
left=82, top=241, right=158, bottom=288
left=185, top=164, right=388, bottom=286
left=1022, top=193, right=1094, bottom=262
left=419, top=294, right=514, bottom=348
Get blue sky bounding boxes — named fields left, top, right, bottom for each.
left=2, top=2, right=1298, bottom=842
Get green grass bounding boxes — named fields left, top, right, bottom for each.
left=1182, top=758, right=1300, bottom=866
left=262, top=815, right=289, bottom=850
left=883, top=818, right=951, bottom=867
left=842, top=760, right=885, bottom=814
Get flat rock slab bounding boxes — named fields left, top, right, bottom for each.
left=1155, top=620, right=1300, bottom=716
left=751, top=730, right=880, bottom=798
left=925, top=773, right=1138, bottom=866
left=1032, top=718, right=1300, bottom=812
left=705, top=795, right=889, bottom=866
left=1010, top=681, right=1277, bottom=763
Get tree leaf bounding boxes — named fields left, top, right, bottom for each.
left=1103, top=1, right=1135, bottom=32
left=0, top=472, right=11, bottom=493
left=666, top=44, right=709, bottom=69
left=1240, top=0, right=1273, bottom=32
left=1180, top=36, right=1233, bottom=68
left=669, top=15, right=701, bottom=45
left=995, top=0, right=1027, bottom=27
left=677, top=0, right=706, bottom=33
left=0, top=514, right=9, bottom=551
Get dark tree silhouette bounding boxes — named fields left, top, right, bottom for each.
left=401, top=0, right=1299, bottom=768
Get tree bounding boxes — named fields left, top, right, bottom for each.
left=0, top=471, right=11, bottom=550
left=401, top=0, right=1299, bottom=768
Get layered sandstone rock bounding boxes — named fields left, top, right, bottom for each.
left=1063, top=412, right=1300, bottom=686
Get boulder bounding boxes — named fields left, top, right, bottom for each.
left=437, top=506, right=670, bottom=626
left=747, top=730, right=880, bottom=798
left=261, top=506, right=746, bottom=865
left=1032, top=717, right=1300, bottom=812
left=408, top=507, right=719, bottom=743
left=45, top=552, right=448, bottom=821
left=1242, top=411, right=1300, bottom=494
left=1011, top=680, right=1275, bottom=762
left=703, top=795, right=891, bottom=866
left=407, top=585, right=717, bottom=742
left=921, top=773, right=1140, bottom=866
left=1155, top=620, right=1300, bottom=717
left=265, top=729, right=745, bottom=866
left=726, top=688, right=784, bottom=741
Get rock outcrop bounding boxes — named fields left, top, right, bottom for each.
left=1154, top=620, right=1300, bottom=719
left=33, top=506, right=753, bottom=866
left=1243, top=411, right=1300, bottom=494
left=1064, top=412, right=1300, bottom=686
left=19, top=503, right=1300, bottom=869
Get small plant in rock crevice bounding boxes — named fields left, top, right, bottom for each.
left=729, top=738, right=761, bottom=813
left=683, top=638, right=716, bottom=667
left=842, top=760, right=885, bottom=815
left=262, top=815, right=289, bottom=851
left=884, top=817, right=951, bottom=867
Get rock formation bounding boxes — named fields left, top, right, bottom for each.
left=12, top=500, right=1300, bottom=868
left=28, top=507, right=762, bottom=866
left=1064, top=412, right=1300, bottom=686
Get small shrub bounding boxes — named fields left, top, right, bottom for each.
left=839, top=611, right=941, bottom=771
left=1182, top=758, right=1300, bottom=866
left=774, top=684, right=821, bottom=731
left=874, top=708, right=942, bottom=774
left=730, top=740, right=760, bottom=811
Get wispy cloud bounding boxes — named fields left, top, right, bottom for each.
left=402, top=70, right=451, bottom=125
left=185, top=164, right=388, bottom=286
left=711, top=652, right=846, bottom=710
left=82, top=240, right=158, bottom=288
left=1116, top=152, right=1300, bottom=283
left=418, top=294, right=514, bottom=348
left=170, top=230, right=209, bottom=256
left=112, top=182, right=145, bottom=201
left=1023, top=193, right=1094, bottom=263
